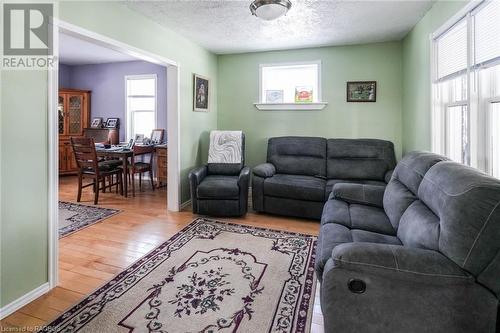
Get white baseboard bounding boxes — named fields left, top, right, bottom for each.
left=180, top=199, right=191, bottom=210
left=0, top=283, right=50, bottom=320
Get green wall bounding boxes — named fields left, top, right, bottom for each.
left=218, top=42, right=403, bottom=167
left=402, top=1, right=468, bottom=153
left=0, top=70, right=49, bottom=307
left=0, top=1, right=218, bottom=307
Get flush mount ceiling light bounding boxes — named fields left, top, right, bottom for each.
left=250, top=0, right=292, bottom=21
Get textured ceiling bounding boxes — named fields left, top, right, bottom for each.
left=126, top=0, right=434, bottom=54
left=59, top=33, right=138, bottom=65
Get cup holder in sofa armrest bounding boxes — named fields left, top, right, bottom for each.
left=348, top=279, right=367, bottom=294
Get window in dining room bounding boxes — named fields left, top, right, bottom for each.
left=126, top=74, right=157, bottom=140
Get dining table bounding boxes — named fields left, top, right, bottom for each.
left=95, top=147, right=134, bottom=197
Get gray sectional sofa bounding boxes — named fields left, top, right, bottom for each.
left=252, top=137, right=396, bottom=219
left=317, top=151, right=500, bottom=332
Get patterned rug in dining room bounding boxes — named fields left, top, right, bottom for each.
left=44, top=218, right=317, bottom=333
left=59, top=201, right=120, bottom=238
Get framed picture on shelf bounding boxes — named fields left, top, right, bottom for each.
left=265, top=90, right=284, bottom=103
left=105, top=118, right=120, bottom=128
left=193, top=74, right=209, bottom=112
left=347, top=81, right=376, bottom=102
left=295, top=86, right=313, bottom=103
left=90, top=117, right=102, bottom=128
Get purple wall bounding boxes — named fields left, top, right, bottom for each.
left=59, top=61, right=167, bottom=142
left=59, top=64, right=71, bottom=88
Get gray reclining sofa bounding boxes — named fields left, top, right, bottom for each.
left=252, top=137, right=396, bottom=219
left=316, top=151, right=500, bottom=332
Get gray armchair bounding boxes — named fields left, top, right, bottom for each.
left=189, top=132, right=249, bottom=217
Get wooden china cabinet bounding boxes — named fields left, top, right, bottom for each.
left=58, top=89, right=91, bottom=174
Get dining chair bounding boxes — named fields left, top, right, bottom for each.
left=122, top=145, right=155, bottom=197
left=70, top=137, right=123, bottom=204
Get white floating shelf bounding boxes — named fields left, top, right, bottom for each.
left=254, top=102, right=328, bottom=111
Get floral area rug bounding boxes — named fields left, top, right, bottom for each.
left=59, top=201, right=120, bottom=238
left=44, top=218, right=317, bottom=332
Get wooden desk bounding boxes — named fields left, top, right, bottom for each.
left=96, top=149, right=133, bottom=197
left=155, top=145, right=168, bottom=187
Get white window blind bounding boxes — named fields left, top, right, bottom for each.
left=436, top=19, right=468, bottom=80
left=474, top=1, right=500, bottom=66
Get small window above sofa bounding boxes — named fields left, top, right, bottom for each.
left=255, top=61, right=327, bottom=111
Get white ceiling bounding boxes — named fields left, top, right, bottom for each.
left=126, top=0, right=435, bottom=55
left=59, top=33, right=138, bottom=65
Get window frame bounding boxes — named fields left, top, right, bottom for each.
left=125, top=74, right=158, bottom=141
left=255, top=60, right=327, bottom=111
left=430, top=0, right=500, bottom=172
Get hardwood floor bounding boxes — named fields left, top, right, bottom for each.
left=1, top=175, right=323, bottom=332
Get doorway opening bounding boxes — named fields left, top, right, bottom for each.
left=48, top=20, right=181, bottom=289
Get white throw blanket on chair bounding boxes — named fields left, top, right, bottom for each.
left=208, top=130, right=242, bottom=164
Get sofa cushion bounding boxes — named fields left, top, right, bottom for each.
left=197, top=175, right=239, bottom=199
left=326, top=139, right=396, bottom=181
left=207, top=133, right=245, bottom=176
left=207, top=163, right=242, bottom=175
left=397, top=200, right=440, bottom=251
left=267, top=136, right=327, bottom=177
left=321, top=199, right=395, bottom=235
left=264, top=174, right=325, bottom=202
left=315, top=223, right=402, bottom=278
left=325, top=179, right=386, bottom=197
left=264, top=196, right=324, bottom=220
left=383, top=151, right=448, bottom=229
left=418, top=161, right=500, bottom=294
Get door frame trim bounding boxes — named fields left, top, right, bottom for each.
left=48, top=19, right=182, bottom=290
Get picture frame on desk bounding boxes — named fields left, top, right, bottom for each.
left=151, top=129, right=165, bottom=144
left=105, top=118, right=120, bottom=128
left=134, top=134, right=145, bottom=143
left=90, top=117, right=103, bottom=128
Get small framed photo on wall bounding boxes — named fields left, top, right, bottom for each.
left=193, top=74, right=209, bottom=112
left=105, top=118, right=120, bottom=128
left=347, top=81, right=376, bottom=102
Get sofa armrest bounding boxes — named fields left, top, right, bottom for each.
left=384, top=169, right=394, bottom=183
left=331, top=183, right=385, bottom=208
left=252, top=163, right=276, bottom=178
left=330, top=243, right=472, bottom=283
left=188, top=165, right=207, bottom=186
left=238, top=166, right=250, bottom=188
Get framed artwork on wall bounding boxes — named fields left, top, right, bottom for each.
left=193, top=74, right=209, bottom=112
left=347, top=81, right=376, bottom=102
